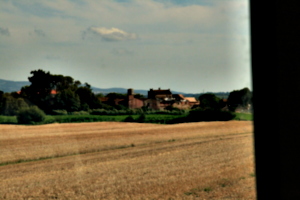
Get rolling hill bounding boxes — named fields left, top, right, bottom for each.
left=0, top=79, right=229, bottom=98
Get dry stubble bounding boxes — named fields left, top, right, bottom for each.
left=0, top=121, right=256, bottom=199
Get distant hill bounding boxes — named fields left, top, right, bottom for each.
left=89, top=88, right=229, bottom=98
left=91, top=87, right=194, bottom=97
left=91, top=87, right=148, bottom=95
left=0, top=79, right=229, bottom=98
left=0, top=79, right=30, bottom=93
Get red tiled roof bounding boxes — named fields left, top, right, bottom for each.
left=184, top=97, right=198, bottom=103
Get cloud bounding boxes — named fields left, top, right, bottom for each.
left=0, top=27, right=10, bottom=36
left=34, top=28, right=46, bottom=37
left=84, top=27, right=138, bottom=41
left=12, top=1, right=64, bottom=18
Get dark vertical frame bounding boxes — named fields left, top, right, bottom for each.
left=252, top=0, right=300, bottom=199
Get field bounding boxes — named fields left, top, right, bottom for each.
left=0, top=121, right=256, bottom=199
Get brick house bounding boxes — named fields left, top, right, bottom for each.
left=127, top=89, right=145, bottom=109
left=99, top=88, right=200, bottom=110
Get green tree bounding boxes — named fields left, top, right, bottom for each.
left=0, top=90, right=4, bottom=112
left=19, top=69, right=102, bottom=113
left=52, top=75, right=81, bottom=92
left=198, top=93, right=222, bottom=110
left=76, top=83, right=102, bottom=110
left=136, top=113, right=146, bottom=123
left=227, top=88, right=252, bottom=112
left=19, top=70, right=55, bottom=113
left=54, top=89, right=81, bottom=112
left=1, top=93, right=30, bottom=116
left=106, top=92, right=127, bottom=100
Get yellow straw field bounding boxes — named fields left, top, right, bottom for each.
left=0, top=121, right=256, bottom=199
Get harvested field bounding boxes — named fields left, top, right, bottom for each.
left=0, top=121, right=256, bottom=199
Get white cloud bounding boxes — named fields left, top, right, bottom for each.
left=84, top=27, right=138, bottom=41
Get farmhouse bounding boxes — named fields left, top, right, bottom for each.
left=127, top=88, right=145, bottom=109
left=101, top=88, right=200, bottom=110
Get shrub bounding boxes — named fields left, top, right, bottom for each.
left=17, top=106, right=46, bottom=124
left=167, top=116, right=188, bottom=124
left=136, top=113, right=146, bottom=123
left=123, top=115, right=135, bottom=122
left=187, top=108, right=236, bottom=122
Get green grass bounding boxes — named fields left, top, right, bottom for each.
left=234, top=113, right=253, bottom=121
left=142, top=114, right=188, bottom=124
left=47, top=114, right=187, bottom=124
left=49, top=115, right=127, bottom=123
left=0, top=114, right=186, bottom=125
left=0, top=115, right=17, bottom=124
left=0, top=112, right=252, bottom=125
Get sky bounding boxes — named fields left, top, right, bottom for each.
left=0, top=0, right=251, bottom=93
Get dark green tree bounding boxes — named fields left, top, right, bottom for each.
left=54, top=89, right=81, bottom=112
left=18, top=69, right=106, bottom=113
left=227, top=88, right=252, bottom=112
left=52, top=75, right=81, bottom=92
left=76, top=83, right=102, bottom=110
left=105, top=92, right=127, bottom=100
left=198, top=93, right=222, bottom=110
left=0, top=90, right=4, bottom=112
left=19, top=70, right=55, bottom=113
left=1, top=93, right=30, bottom=116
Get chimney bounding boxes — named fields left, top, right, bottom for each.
left=127, top=88, right=134, bottom=95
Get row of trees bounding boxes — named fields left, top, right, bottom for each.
left=196, top=87, right=252, bottom=112
left=0, top=69, right=252, bottom=117
left=0, top=70, right=106, bottom=115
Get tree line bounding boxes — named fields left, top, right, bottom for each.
left=0, top=70, right=103, bottom=115
left=196, top=87, right=252, bottom=112
left=0, top=69, right=252, bottom=117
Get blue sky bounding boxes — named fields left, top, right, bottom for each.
left=0, top=0, right=251, bottom=93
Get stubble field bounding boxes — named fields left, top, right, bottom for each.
left=0, top=121, right=256, bottom=199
